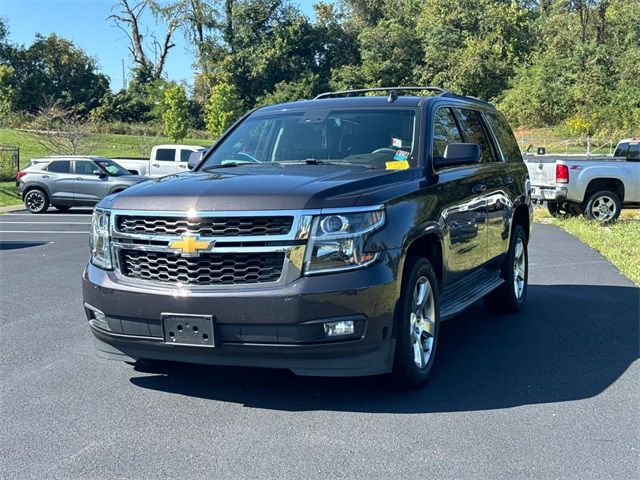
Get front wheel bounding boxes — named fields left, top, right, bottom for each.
left=391, top=257, right=440, bottom=388
left=484, top=224, right=528, bottom=313
left=547, top=201, right=579, bottom=218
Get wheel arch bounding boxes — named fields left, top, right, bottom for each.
left=401, top=228, right=444, bottom=289
left=21, top=182, right=51, bottom=200
left=583, top=178, right=625, bottom=203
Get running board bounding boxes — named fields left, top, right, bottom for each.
left=440, top=270, right=504, bottom=321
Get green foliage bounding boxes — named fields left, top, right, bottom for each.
left=0, top=33, right=108, bottom=115
left=162, top=84, right=189, bottom=142
left=0, top=64, right=15, bottom=124
left=205, top=83, right=242, bottom=138
left=257, top=74, right=320, bottom=106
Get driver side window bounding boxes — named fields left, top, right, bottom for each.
left=75, top=161, right=97, bottom=175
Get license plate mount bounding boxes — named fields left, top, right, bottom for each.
left=162, top=314, right=215, bottom=347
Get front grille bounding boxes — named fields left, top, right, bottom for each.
left=116, top=215, right=293, bottom=237
left=119, top=249, right=285, bottom=286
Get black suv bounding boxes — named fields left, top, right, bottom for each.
left=83, top=87, right=532, bottom=387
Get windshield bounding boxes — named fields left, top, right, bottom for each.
left=96, top=159, right=131, bottom=176
left=199, top=108, right=417, bottom=170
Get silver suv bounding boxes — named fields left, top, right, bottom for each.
left=17, top=156, right=148, bottom=213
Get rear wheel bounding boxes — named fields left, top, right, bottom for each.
left=584, top=190, right=621, bottom=223
left=24, top=189, right=49, bottom=214
left=484, top=224, right=528, bottom=313
left=391, top=257, right=440, bottom=388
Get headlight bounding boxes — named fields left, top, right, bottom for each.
left=90, top=209, right=112, bottom=270
left=304, top=208, right=385, bottom=275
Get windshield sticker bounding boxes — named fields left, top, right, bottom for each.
left=392, top=138, right=403, bottom=148
left=393, top=150, right=410, bottom=161
left=386, top=160, right=410, bottom=170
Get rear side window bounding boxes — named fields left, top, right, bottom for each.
left=45, top=161, right=71, bottom=173
left=155, top=149, right=175, bottom=161
left=629, top=142, right=640, bottom=160
left=454, top=108, right=496, bottom=163
left=486, top=112, right=522, bottom=162
left=613, top=142, right=628, bottom=157
left=432, top=108, right=463, bottom=158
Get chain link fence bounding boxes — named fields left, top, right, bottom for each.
left=0, top=146, right=20, bottom=181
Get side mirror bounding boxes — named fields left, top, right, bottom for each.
left=434, top=143, right=481, bottom=168
left=187, top=150, right=204, bottom=170
left=93, top=169, right=105, bottom=176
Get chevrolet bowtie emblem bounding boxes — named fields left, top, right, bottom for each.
left=169, top=234, right=212, bottom=257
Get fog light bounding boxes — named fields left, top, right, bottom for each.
left=324, top=320, right=354, bottom=337
left=86, top=304, right=109, bottom=330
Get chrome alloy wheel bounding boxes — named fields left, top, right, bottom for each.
left=409, top=276, right=436, bottom=369
left=26, top=191, right=45, bottom=211
left=513, top=237, right=526, bottom=299
left=590, top=195, right=617, bottom=222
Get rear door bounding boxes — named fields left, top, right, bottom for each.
left=73, top=160, right=108, bottom=204
left=150, top=147, right=178, bottom=177
left=42, top=161, right=75, bottom=202
left=430, top=106, right=488, bottom=284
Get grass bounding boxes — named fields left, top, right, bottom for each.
left=0, top=128, right=213, bottom=169
left=534, top=208, right=640, bottom=285
left=0, top=181, right=21, bottom=207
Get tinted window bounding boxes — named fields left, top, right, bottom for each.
left=200, top=109, right=417, bottom=170
left=432, top=108, right=463, bottom=158
left=45, top=161, right=71, bottom=173
left=614, top=142, right=629, bottom=158
left=180, top=149, right=193, bottom=162
left=629, top=142, right=640, bottom=160
left=454, top=108, right=496, bottom=163
left=155, top=148, right=175, bottom=161
left=486, top=112, right=522, bottom=162
left=75, top=161, right=97, bottom=175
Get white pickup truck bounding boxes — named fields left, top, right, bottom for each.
left=115, top=144, right=206, bottom=177
left=525, top=138, right=640, bottom=222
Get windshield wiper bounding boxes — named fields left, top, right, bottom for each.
left=202, top=162, right=246, bottom=171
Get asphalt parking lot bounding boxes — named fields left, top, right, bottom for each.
left=1, top=210, right=638, bottom=479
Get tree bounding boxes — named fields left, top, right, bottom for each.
left=162, top=84, right=189, bottom=141
left=0, top=34, right=109, bottom=115
left=108, top=0, right=184, bottom=80
left=205, top=82, right=242, bottom=138
left=26, top=100, right=97, bottom=155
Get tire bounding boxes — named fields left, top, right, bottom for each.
left=390, top=257, right=440, bottom=388
left=584, top=190, right=621, bottom=223
left=547, top=202, right=578, bottom=218
left=53, top=205, right=71, bottom=212
left=24, top=188, right=49, bottom=214
left=484, top=224, right=528, bottom=313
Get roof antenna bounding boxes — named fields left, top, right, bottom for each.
left=387, top=89, right=398, bottom=103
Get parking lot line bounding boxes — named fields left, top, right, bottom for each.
left=0, top=230, right=90, bottom=234
left=0, top=221, right=90, bottom=225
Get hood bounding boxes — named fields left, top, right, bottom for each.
left=120, top=175, right=149, bottom=183
left=100, top=164, right=415, bottom=211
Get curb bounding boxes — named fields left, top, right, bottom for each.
left=0, top=204, right=25, bottom=213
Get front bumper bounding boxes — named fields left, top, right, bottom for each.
left=531, top=185, right=568, bottom=203
left=83, top=251, right=401, bottom=377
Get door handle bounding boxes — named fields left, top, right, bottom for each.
left=152, top=163, right=160, bottom=168
left=42, top=175, right=49, bottom=178
left=502, top=176, right=513, bottom=185
left=472, top=183, right=486, bottom=193
left=76, top=177, right=83, bottom=180
left=179, top=164, right=186, bottom=168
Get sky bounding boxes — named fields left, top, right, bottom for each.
left=1, top=0, right=322, bottom=91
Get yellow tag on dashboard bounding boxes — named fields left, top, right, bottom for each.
left=385, top=160, right=410, bottom=170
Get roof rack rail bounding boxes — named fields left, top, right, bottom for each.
left=314, top=86, right=448, bottom=100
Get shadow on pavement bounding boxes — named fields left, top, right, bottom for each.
left=0, top=241, right=49, bottom=250
left=129, top=283, right=639, bottom=413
